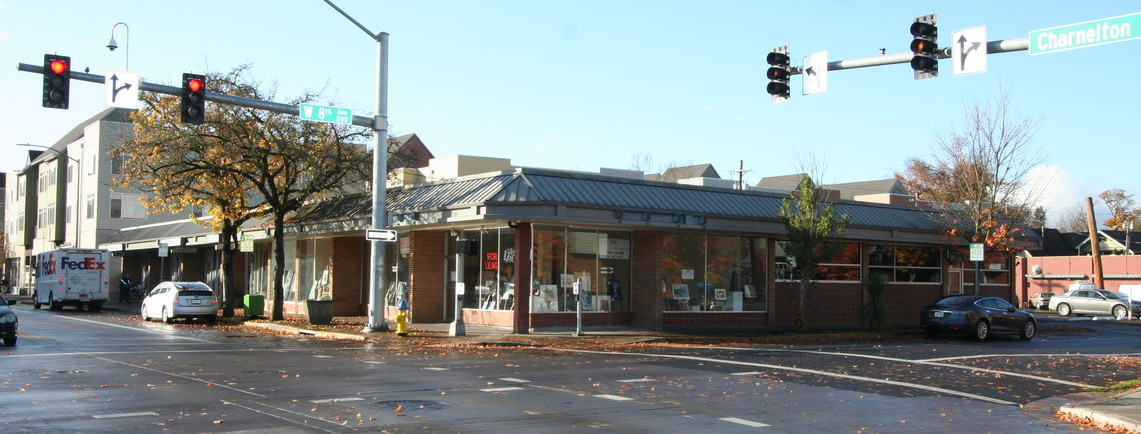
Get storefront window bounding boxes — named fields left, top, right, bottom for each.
left=530, top=226, right=631, bottom=313
left=776, top=242, right=860, bottom=282
left=869, top=245, right=941, bottom=283
left=951, top=247, right=1010, bottom=285
left=662, top=234, right=768, bottom=312
left=386, top=234, right=411, bottom=307
left=290, top=238, right=332, bottom=302
left=458, top=228, right=517, bottom=310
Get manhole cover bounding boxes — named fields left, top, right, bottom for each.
left=372, top=400, right=449, bottom=411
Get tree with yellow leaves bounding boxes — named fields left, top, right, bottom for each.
left=113, top=65, right=372, bottom=320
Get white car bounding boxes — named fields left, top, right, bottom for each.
left=141, top=281, right=219, bottom=324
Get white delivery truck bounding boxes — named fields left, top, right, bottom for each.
left=33, top=248, right=111, bottom=311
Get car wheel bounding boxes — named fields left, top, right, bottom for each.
left=206, top=315, right=217, bottom=325
left=2, top=336, right=14, bottom=346
left=140, top=304, right=149, bottom=321
left=162, top=307, right=173, bottom=324
left=33, top=292, right=41, bottom=310
left=974, top=320, right=989, bottom=341
left=50, top=297, right=61, bottom=311
left=1113, top=305, right=1128, bottom=320
left=1056, top=303, right=1071, bottom=316
left=1020, top=320, right=1036, bottom=340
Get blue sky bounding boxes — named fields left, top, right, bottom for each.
left=2, top=1, right=1138, bottom=225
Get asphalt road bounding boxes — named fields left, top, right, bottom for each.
left=2, top=305, right=1137, bottom=433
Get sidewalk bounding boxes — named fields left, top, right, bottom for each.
left=8, top=292, right=1141, bottom=432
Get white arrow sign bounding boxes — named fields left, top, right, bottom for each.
left=802, top=50, right=828, bottom=95
left=105, top=70, right=140, bottom=109
left=952, top=26, right=987, bottom=76
left=366, top=229, right=398, bottom=242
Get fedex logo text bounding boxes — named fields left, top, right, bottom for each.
left=60, top=256, right=107, bottom=271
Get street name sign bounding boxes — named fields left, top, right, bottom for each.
left=299, top=103, right=352, bottom=124
left=1030, top=12, right=1141, bottom=55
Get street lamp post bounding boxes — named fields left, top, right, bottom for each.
left=106, top=22, right=129, bottom=70
left=323, top=1, right=390, bottom=332
left=19, top=144, right=82, bottom=247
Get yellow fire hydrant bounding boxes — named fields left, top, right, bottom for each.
left=395, top=299, right=409, bottom=337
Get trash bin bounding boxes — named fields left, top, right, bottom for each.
left=243, top=295, right=264, bottom=317
left=305, top=299, right=334, bottom=325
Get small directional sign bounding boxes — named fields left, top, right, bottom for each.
left=802, top=50, right=828, bottom=95
left=105, top=70, right=139, bottom=109
left=299, top=103, right=352, bottom=125
left=366, top=229, right=398, bottom=242
left=952, top=26, right=987, bottom=76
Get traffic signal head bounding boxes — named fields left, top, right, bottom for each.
left=909, top=14, right=938, bottom=80
left=42, top=54, right=71, bottom=109
left=181, top=73, right=206, bottom=125
left=766, top=45, right=791, bottom=103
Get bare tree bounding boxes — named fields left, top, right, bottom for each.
left=1057, top=206, right=1088, bottom=232
left=897, top=85, right=1044, bottom=257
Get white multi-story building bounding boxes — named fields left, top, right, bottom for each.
left=4, top=108, right=187, bottom=294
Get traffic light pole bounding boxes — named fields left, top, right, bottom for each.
left=786, top=37, right=1029, bottom=75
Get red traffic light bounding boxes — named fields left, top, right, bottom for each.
left=49, top=59, right=68, bottom=74
left=187, top=78, right=204, bottom=93
left=766, top=67, right=790, bottom=81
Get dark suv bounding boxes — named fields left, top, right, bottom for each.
left=0, top=294, right=17, bottom=346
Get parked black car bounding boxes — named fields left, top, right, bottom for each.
left=0, top=294, right=17, bottom=346
left=920, top=295, right=1035, bottom=341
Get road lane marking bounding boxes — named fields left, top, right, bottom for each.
left=721, top=417, right=770, bottom=428
left=423, top=367, right=450, bottom=371
left=595, top=394, right=633, bottom=401
left=617, top=378, right=655, bottom=383
left=481, top=387, right=525, bottom=393
left=499, top=377, right=531, bottom=383
left=223, top=400, right=339, bottom=433
left=90, top=354, right=267, bottom=398
left=310, top=397, right=364, bottom=404
left=696, top=346, right=1095, bottom=389
left=557, top=348, right=1019, bottom=405
left=92, top=411, right=159, bottom=419
left=35, top=313, right=215, bottom=343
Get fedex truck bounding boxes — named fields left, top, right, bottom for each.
left=33, top=248, right=111, bottom=311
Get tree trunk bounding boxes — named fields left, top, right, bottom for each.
left=219, top=221, right=238, bottom=317
left=271, top=212, right=287, bottom=321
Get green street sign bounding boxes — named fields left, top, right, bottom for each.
left=1030, top=12, right=1141, bottom=55
left=299, top=103, right=352, bottom=124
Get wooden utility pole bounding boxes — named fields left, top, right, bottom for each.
left=1085, top=197, right=1105, bottom=288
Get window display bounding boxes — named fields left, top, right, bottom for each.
left=530, top=226, right=631, bottom=313
left=662, top=234, right=768, bottom=312
left=869, top=245, right=941, bottom=283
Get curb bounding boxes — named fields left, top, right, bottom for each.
left=244, top=322, right=371, bottom=342
left=1057, top=404, right=1141, bottom=433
